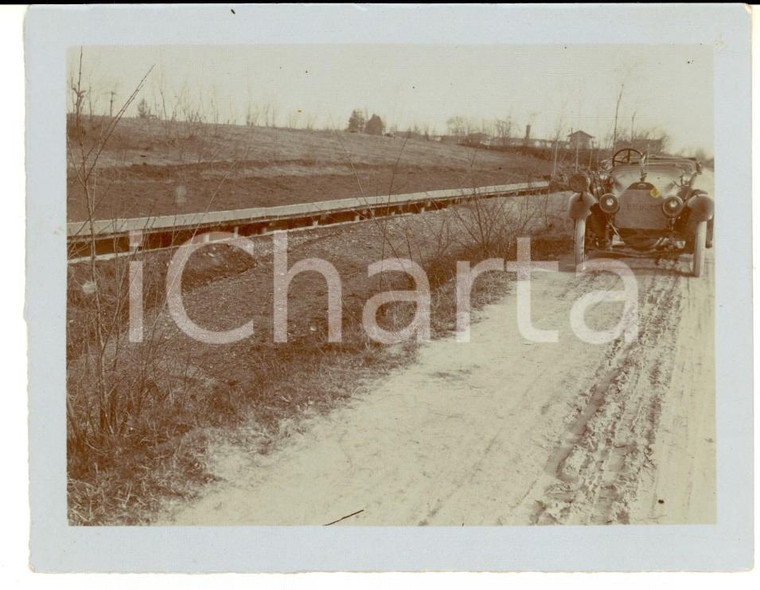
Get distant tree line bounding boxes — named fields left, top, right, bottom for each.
left=71, top=70, right=676, bottom=156
left=347, top=109, right=385, bottom=135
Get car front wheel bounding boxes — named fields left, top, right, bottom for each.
left=692, top=220, right=707, bottom=277
left=574, top=217, right=586, bottom=268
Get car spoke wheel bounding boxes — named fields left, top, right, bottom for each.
left=574, top=217, right=586, bottom=268
left=692, top=220, right=707, bottom=277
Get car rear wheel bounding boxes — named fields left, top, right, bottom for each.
left=692, top=220, right=707, bottom=277
left=574, top=217, right=586, bottom=268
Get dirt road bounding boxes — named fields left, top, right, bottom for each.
left=163, top=243, right=715, bottom=526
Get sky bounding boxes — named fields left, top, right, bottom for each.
left=68, top=44, right=713, bottom=155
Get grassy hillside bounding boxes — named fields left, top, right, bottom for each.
left=67, top=116, right=552, bottom=221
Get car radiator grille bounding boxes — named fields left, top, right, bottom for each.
left=615, top=188, right=668, bottom=230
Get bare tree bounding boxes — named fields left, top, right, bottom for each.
left=446, top=116, right=466, bottom=138
left=67, top=48, right=155, bottom=441
left=261, top=99, right=280, bottom=127
left=365, top=114, right=385, bottom=136
left=245, top=89, right=260, bottom=127
left=494, top=116, right=513, bottom=147
left=551, top=100, right=568, bottom=176
left=137, top=97, right=152, bottom=119
left=347, top=109, right=366, bottom=133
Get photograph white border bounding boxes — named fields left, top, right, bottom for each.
left=26, top=4, right=753, bottom=572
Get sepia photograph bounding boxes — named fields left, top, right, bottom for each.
left=65, top=43, right=716, bottom=527
left=26, top=4, right=752, bottom=572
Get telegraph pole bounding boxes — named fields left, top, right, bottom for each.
left=612, top=83, right=624, bottom=151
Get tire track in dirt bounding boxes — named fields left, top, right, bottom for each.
left=629, top=260, right=716, bottom=523
left=524, top=262, right=689, bottom=524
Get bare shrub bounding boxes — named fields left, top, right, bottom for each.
left=66, top=50, right=239, bottom=523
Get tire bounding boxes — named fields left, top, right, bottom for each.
left=692, top=220, right=707, bottom=277
left=574, top=217, right=586, bottom=268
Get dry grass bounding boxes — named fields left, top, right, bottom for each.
left=67, top=115, right=552, bottom=221
left=66, top=191, right=572, bottom=525
left=80, top=115, right=544, bottom=169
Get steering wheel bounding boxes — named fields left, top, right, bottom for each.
left=612, top=148, right=643, bottom=166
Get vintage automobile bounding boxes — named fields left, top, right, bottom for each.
left=567, top=149, right=714, bottom=277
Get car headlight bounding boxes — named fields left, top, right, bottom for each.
left=662, top=195, right=684, bottom=217
left=598, top=193, right=620, bottom=214
left=568, top=173, right=589, bottom=193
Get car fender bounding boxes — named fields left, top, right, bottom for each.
left=568, top=191, right=597, bottom=221
left=686, top=191, right=714, bottom=223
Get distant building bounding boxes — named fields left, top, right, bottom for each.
left=440, top=135, right=460, bottom=144
left=531, top=138, right=555, bottom=149
left=463, top=132, right=490, bottom=146
left=568, top=130, right=595, bottom=150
